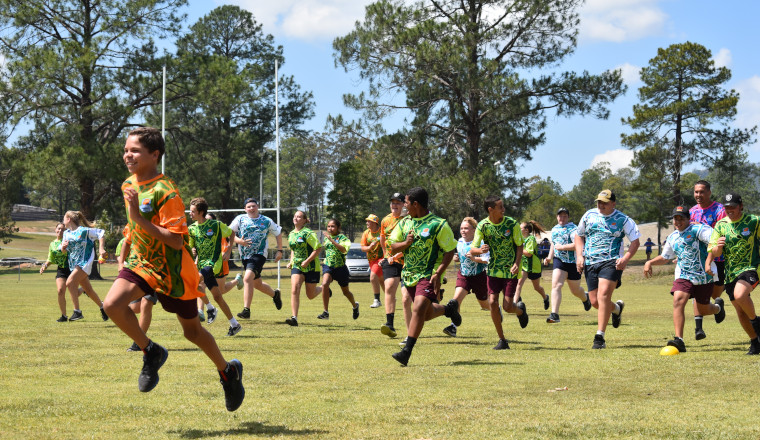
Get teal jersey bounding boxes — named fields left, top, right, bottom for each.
left=662, top=224, right=713, bottom=285
left=389, top=213, right=456, bottom=287
left=472, top=216, right=523, bottom=279
left=189, top=219, right=232, bottom=275
left=323, top=234, right=351, bottom=268
left=47, top=239, right=68, bottom=268
left=576, top=208, right=640, bottom=266
left=521, top=235, right=541, bottom=274
left=709, top=213, right=760, bottom=284
left=550, top=222, right=577, bottom=264
left=289, top=228, right=321, bottom=272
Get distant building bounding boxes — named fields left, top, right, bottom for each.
left=10, top=204, right=57, bottom=221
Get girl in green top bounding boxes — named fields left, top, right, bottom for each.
left=39, top=222, right=77, bottom=322
left=285, top=210, right=323, bottom=326
left=317, top=219, right=360, bottom=321
left=515, top=221, right=549, bottom=311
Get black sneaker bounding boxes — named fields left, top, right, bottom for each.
left=100, top=307, right=109, bottom=321
left=517, top=301, right=529, bottom=328
left=352, top=303, right=360, bottom=320
left=746, top=339, right=760, bottom=355
left=444, top=299, right=462, bottom=326
left=391, top=349, right=411, bottom=366
left=207, top=308, right=217, bottom=324
left=443, top=324, right=457, bottom=337
left=583, top=293, right=592, bottom=311
left=493, top=339, right=510, bottom=350
left=667, top=337, right=686, bottom=353
left=227, top=323, right=242, bottom=336
left=714, top=297, right=726, bottom=324
left=611, top=300, right=624, bottom=328
left=127, top=342, right=141, bottom=352
left=220, top=359, right=245, bottom=411
left=138, top=343, right=168, bottom=392
left=380, top=324, right=397, bottom=338
left=695, top=328, right=706, bottom=340
left=285, top=316, right=298, bottom=326
left=543, top=295, right=550, bottom=310
left=273, top=289, right=282, bottom=310
left=546, top=313, right=560, bottom=323
left=592, top=334, right=606, bottom=349
left=69, top=310, right=83, bottom=321
left=237, top=308, right=250, bottom=319
left=317, top=311, right=330, bottom=320
left=56, top=315, right=68, bottom=322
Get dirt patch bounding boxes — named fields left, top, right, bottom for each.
left=14, top=220, right=59, bottom=234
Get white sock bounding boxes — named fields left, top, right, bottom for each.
left=230, top=317, right=239, bottom=326
left=74, top=309, right=81, bottom=313
left=596, top=330, right=605, bottom=337
left=451, top=322, right=458, bottom=328
left=206, top=303, right=215, bottom=311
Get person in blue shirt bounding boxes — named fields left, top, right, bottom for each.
left=643, top=237, right=656, bottom=261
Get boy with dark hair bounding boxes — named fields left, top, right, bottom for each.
left=379, top=192, right=408, bottom=338
left=103, top=127, right=244, bottom=411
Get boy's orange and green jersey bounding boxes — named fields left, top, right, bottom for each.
left=472, top=216, right=523, bottom=279
left=521, top=235, right=541, bottom=274
left=288, top=227, right=321, bottom=272
left=323, top=233, right=352, bottom=268
left=389, top=213, right=456, bottom=287
left=189, top=219, right=233, bottom=276
left=121, top=174, right=203, bottom=300
left=361, top=228, right=382, bottom=261
left=380, top=213, right=405, bottom=264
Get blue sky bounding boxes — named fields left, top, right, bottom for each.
left=182, top=0, right=760, bottom=192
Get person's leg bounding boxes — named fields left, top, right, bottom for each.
left=340, top=285, right=357, bottom=307
left=672, top=291, right=689, bottom=339
left=243, top=269, right=256, bottom=309
left=488, top=293, right=505, bottom=340
left=139, top=298, right=154, bottom=333
left=384, top=276, right=400, bottom=315
left=453, top=286, right=468, bottom=305
left=78, top=276, right=104, bottom=308
left=531, top=277, right=547, bottom=303
left=402, top=286, right=413, bottom=333
left=176, top=314, right=227, bottom=371
left=103, top=279, right=151, bottom=348
left=253, top=277, right=276, bottom=297
left=370, top=270, right=383, bottom=305
left=596, top=278, right=618, bottom=333
left=732, top=281, right=759, bottom=339
left=56, top=277, right=67, bottom=316
left=304, top=282, right=322, bottom=300
left=567, top=279, right=587, bottom=301
left=290, top=274, right=303, bottom=318
left=514, top=272, right=528, bottom=302
left=550, top=269, right=566, bottom=315
left=210, top=285, right=234, bottom=320
left=321, top=272, right=333, bottom=312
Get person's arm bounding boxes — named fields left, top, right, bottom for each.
left=274, top=233, right=283, bottom=262
left=616, top=238, right=639, bottom=271
left=511, top=245, right=523, bottom=275
left=118, top=241, right=131, bottom=272
left=643, top=255, right=669, bottom=278
left=469, top=227, right=488, bottom=255
left=389, top=222, right=413, bottom=254
left=300, top=232, right=322, bottom=267
left=97, top=232, right=107, bottom=262
left=124, top=187, right=183, bottom=250
left=574, top=234, right=585, bottom=274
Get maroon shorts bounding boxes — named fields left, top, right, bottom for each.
left=369, top=258, right=383, bottom=277
left=456, top=271, right=488, bottom=301
left=406, top=278, right=437, bottom=301
left=671, top=279, right=713, bottom=305
left=117, top=269, right=198, bottom=320
left=487, top=276, right=518, bottom=299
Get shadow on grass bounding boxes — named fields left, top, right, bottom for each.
left=170, top=421, right=327, bottom=438
left=523, top=346, right=584, bottom=351
left=447, top=359, right=524, bottom=367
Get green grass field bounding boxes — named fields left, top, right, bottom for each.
left=1, top=230, right=760, bottom=439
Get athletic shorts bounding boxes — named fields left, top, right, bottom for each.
left=243, top=254, right=267, bottom=279
left=380, top=259, right=403, bottom=279
left=553, top=259, right=581, bottom=281
left=725, top=270, right=759, bottom=302
left=199, top=266, right=219, bottom=289
left=406, top=278, right=437, bottom=302
left=56, top=266, right=71, bottom=279
left=118, top=268, right=197, bottom=319
left=456, top=270, right=487, bottom=301
left=671, top=279, right=713, bottom=305
left=487, top=276, right=518, bottom=299
left=524, top=271, right=541, bottom=281
left=291, top=267, right=320, bottom=284
left=714, top=260, right=726, bottom=286
left=369, top=258, right=383, bottom=277
left=584, top=259, right=622, bottom=292
left=322, top=264, right=350, bottom=287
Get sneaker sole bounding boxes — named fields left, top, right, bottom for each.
left=139, top=347, right=168, bottom=393
left=227, top=326, right=242, bottom=336
left=224, top=359, right=245, bottom=411
left=380, top=325, right=397, bottom=338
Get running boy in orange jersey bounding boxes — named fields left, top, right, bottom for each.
left=102, top=127, right=244, bottom=411
left=379, top=192, right=408, bottom=338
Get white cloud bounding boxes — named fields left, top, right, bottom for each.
left=615, top=62, right=641, bottom=85
left=591, top=148, right=635, bottom=172
left=580, top=0, right=667, bottom=43
left=735, top=76, right=760, bottom=132
left=712, top=48, right=732, bottom=69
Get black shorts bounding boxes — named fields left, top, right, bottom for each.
left=322, top=264, right=350, bottom=287
left=525, top=271, right=541, bottom=281
left=725, top=270, right=759, bottom=301
left=199, top=266, right=219, bottom=289
left=291, top=268, right=320, bottom=284
left=117, top=269, right=196, bottom=319
left=552, top=259, right=581, bottom=281
left=584, top=260, right=622, bottom=292
left=380, top=259, right=403, bottom=279
left=242, top=254, right=266, bottom=279
left=714, top=260, right=726, bottom=286
left=56, top=266, right=71, bottom=279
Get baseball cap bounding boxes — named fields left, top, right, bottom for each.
left=723, top=193, right=742, bottom=207
left=670, top=205, right=689, bottom=219
left=556, top=207, right=569, bottom=215
left=365, top=214, right=380, bottom=224
left=595, top=189, right=616, bottom=203
left=243, top=197, right=258, bottom=206
left=389, top=192, right=404, bottom=202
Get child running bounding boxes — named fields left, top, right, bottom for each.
left=379, top=193, right=408, bottom=338
left=515, top=220, right=549, bottom=311
left=118, top=228, right=158, bottom=352
left=441, top=217, right=490, bottom=337
left=102, top=127, right=244, bottom=411
left=285, top=210, right=323, bottom=326
left=644, top=205, right=725, bottom=352
left=360, top=214, right=384, bottom=308
left=317, top=219, right=360, bottom=321
left=39, top=222, right=77, bottom=321
left=60, top=211, right=108, bottom=322
left=470, top=195, right=528, bottom=350
left=390, top=187, right=459, bottom=366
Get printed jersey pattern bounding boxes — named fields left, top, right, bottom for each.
left=361, top=229, right=382, bottom=261
left=189, top=219, right=232, bottom=275
left=289, top=228, right=321, bottom=272
left=62, top=226, right=104, bottom=269
left=457, top=238, right=488, bottom=277
left=230, top=214, right=281, bottom=259
left=521, top=235, right=541, bottom=274
left=47, top=239, right=68, bottom=268
left=551, top=223, right=577, bottom=264
left=690, top=202, right=726, bottom=262
left=390, top=213, right=457, bottom=287
left=324, top=234, right=351, bottom=268
left=661, top=224, right=714, bottom=285
left=709, top=213, right=760, bottom=284
left=380, top=214, right=405, bottom=264
left=472, top=216, right=523, bottom=279
left=576, top=209, right=641, bottom=266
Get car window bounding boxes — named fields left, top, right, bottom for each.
left=346, top=248, right=366, bottom=259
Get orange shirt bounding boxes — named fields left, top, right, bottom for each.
left=380, top=213, right=404, bottom=265
left=361, top=228, right=382, bottom=261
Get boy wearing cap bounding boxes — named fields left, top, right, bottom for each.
left=543, top=207, right=591, bottom=323
left=644, top=206, right=725, bottom=352
left=229, top=198, right=284, bottom=320
left=689, top=180, right=727, bottom=340
left=574, top=189, right=641, bottom=349
left=379, top=192, right=408, bottom=338
left=706, top=193, right=760, bottom=354
left=361, top=214, right=384, bottom=308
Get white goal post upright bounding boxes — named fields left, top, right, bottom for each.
left=275, top=60, right=282, bottom=290
left=161, top=64, right=166, bottom=175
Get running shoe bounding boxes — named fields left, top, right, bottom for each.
left=442, top=324, right=457, bottom=337
left=583, top=293, right=592, bottom=311
left=517, top=301, right=529, bottom=328
left=69, top=310, right=83, bottom=321
left=380, top=324, right=397, bottom=338
left=138, top=343, right=168, bottom=392
left=207, top=307, right=217, bottom=324
left=352, top=302, right=360, bottom=320
left=227, top=323, right=242, bottom=336
left=56, top=315, right=68, bottom=322
left=667, top=337, right=686, bottom=353
left=695, top=328, right=706, bottom=340
left=399, top=336, right=408, bottom=347
left=546, top=313, right=560, bottom=323
left=543, top=295, right=550, bottom=310
left=444, top=299, right=462, bottom=326
left=285, top=316, right=298, bottom=326
left=611, top=300, right=624, bottom=328
left=370, top=298, right=382, bottom=308
left=317, top=311, right=330, bottom=320
left=273, top=289, right=282, bottom=310
left=592, top=334, right=606, bottom=349
left=391, top=350, right=411, bottom=366
left=100, top=307, right=109, bottom=322
left=493, top=339, right=510, bottom=350
left=237, top=308, right=250, bottom=319
left=714, top=297, right=726, bottom=324
left=235, top=274, right=243, bottom=290
left=127, top=342, right=141, bottom=352
left=747, top=338, right=760, bottom=355
left=220, top=359, right=245, bottom=411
